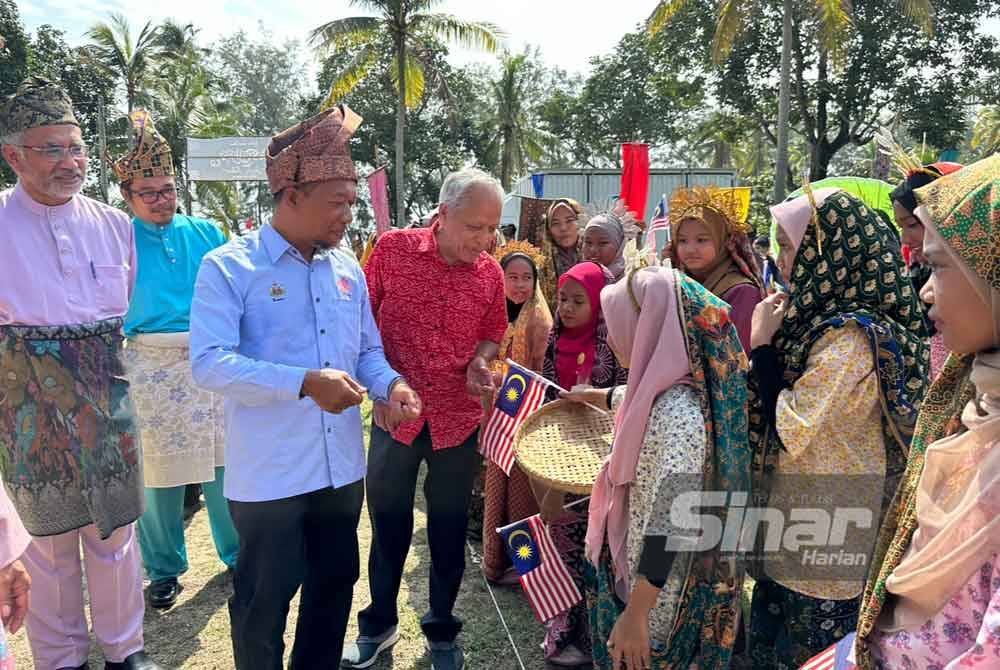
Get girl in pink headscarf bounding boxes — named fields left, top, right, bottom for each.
left=572, top=266, right=751, bottom=670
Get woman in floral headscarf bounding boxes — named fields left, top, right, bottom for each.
left=891, top=162, right=964, bottom=380
left=481, top=241, right=553, bottom=584
left=582, top=266, right=751, bottom=670
left=540, top=198, right=584, bottom=311
left=834, top=154, right=1000, bottom=670
left=746, top=189, right=929, bottom=667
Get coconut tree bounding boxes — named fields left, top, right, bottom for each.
left=310, top=0, right=503, bottom=226
left=648, top=0, right=935, bottom=201
left=483, top=51, right=554, bottom=190
left=83, top=13, right=164, bottom=112
left=972, top=106, right=1000, bottom=157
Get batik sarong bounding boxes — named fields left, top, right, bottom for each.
left=0, top=318, right=143, bottom=538
left=123, top=332, right=224, bottom=488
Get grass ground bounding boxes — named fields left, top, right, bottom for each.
left=8, top=403, right=547, bottom=669
left=7, top=401, right=756, bottom=669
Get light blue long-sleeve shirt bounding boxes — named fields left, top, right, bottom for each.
left=189, top=224, right=400, bottom=502
left=124, top=214, right=226, bottom=337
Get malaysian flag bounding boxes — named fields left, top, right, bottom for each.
left=647, top=195, right=670, bottom=258
left=800, top=633, right=856, bottom=670
left=498, top=514, right=582, bottom=622
left=480, top=362, right=546, bottom=475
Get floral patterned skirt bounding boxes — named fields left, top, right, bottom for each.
left=749, top=578, right=860, bottom=669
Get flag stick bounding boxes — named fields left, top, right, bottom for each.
left=505, top=359, right=610, bottom=416
left=495, top=497, right=594, bottom=535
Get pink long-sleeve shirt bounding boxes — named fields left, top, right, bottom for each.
left=0, top=183, right=136, bottom=326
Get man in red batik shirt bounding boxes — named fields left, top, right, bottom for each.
left=343, top=168, right=507, bottom=670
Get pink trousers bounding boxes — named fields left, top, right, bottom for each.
left=22, top=523, right=144, bottom=669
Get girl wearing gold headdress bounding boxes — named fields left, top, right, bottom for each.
left=481, top=242, right=554, bottom=583
left=668, top=187, right=763, bottom=351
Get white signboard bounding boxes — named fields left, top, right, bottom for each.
left=186, top=137, right=270, bottom=181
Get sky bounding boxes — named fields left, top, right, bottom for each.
left=20, top=0, right=657, bottom=77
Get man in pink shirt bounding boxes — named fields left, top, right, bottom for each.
left=0, top=78, right=167, bottom=670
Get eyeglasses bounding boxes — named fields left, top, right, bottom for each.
left=128, top=186, right=178, bottom=204
left=15, top=144, right=88, bottom=162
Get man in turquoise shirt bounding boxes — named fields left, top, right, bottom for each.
left=115, top=111, right=238, bottom=611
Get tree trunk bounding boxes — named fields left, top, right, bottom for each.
left=500, top=124, right=513, bottom=191
left=394, top=41, right=407, bottom=228
left=773, top=0, right=794, bottom=203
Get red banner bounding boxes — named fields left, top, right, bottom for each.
left=620, top=143, right=650, bottom=222
left=367, top=167, right=391, bottom=235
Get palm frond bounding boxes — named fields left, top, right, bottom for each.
left=410, top=14, right=504, bottom=52
left=899, top=0, right=934, bottom=36
left=322, top=45, right=379, bottom=108
left=646, top=0, right=689, bottom=36
left=972, top=106, right=1000, bottom=156
left=347, top=0, right=398, bottom=14
left=814, top=0, right=854, bottom=69
left=390, top=51, right=426, bottom=109
left=308, top=16, right=382, bottom=51
left=711, top=0, right=745, bottom=64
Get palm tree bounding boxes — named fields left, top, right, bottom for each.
left=648, top=0, right=935, bottom=201
left=972, top=106, right=1000, bottom=157
left=84, top=13, right=164, bottom=112
left=483, top=52, right=554, bottom=190
left=310, top=0, right=503, bottom=226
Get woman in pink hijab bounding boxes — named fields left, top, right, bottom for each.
left=574, top=266, right=751, bottom=670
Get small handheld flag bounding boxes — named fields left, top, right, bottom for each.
left=498, top=514, right=582, bottom=623
left=480, top=362, right=546, bottom=474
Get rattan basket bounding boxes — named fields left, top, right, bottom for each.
left=513, top=399, right=615, bottom=495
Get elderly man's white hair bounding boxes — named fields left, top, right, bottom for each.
left=438, top=168, right=503, bottom=211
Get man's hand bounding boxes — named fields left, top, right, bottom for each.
left=301, top=369, right=366, bottom=414
left=466, top=355, right=495, bottom=397
left=0, top=560, right=30, bottom=634
left=373, top=381, right=423, bottom=433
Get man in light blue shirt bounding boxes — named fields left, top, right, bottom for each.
left=189, top=104, right=421, bottom=670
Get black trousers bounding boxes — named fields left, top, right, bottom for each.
left=228, top=481, right=364, bottom=670
left=358, top=425, right=481, bottom=643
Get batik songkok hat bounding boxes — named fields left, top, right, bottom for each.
left=0, top=76, right=79, bottom=137
left=916, top=153, right=1000, bottom=292
left=110, top=110, right=175, bottom=182
left=265, top=104, right=362, bottom=195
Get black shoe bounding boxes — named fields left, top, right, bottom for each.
left=427, top=640, right=464, bottom=670
left=104, top=651, right=169, bottom=670
left=147, top=578, right=181, bottom=609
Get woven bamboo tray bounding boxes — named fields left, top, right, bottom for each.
left=513, top=399, right=615, bottom=495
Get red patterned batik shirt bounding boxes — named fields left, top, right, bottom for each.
left=365, top=224, right=507, bottom=449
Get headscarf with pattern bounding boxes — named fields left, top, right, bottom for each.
left=855, top=154, right=1000, bottom=668
left=0, top=76, right=78, bottom=137
left=749, top=191, right=930, bottom=504
left=539, top=198, right=583, bottom=310
left=590, top=268, right=751, bottom=670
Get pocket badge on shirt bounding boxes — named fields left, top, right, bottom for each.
left=337, top=277, right=352, bottom=299
left=269, top=282, right=287, bottom=301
